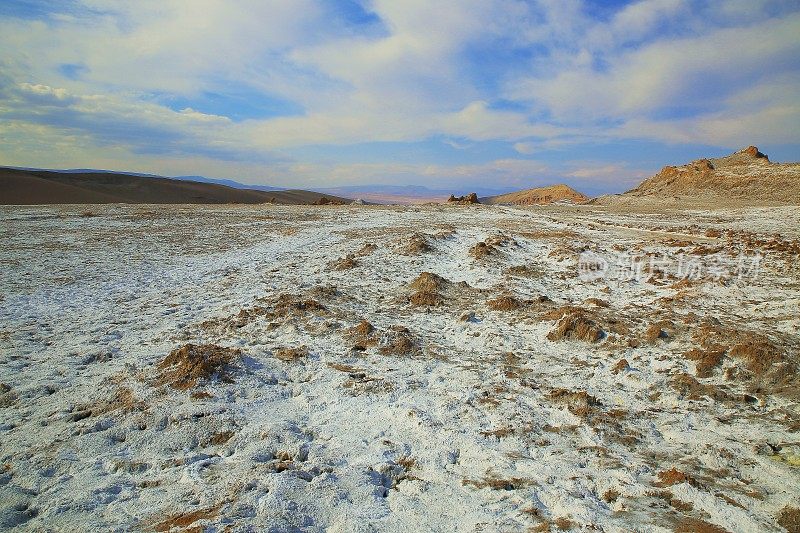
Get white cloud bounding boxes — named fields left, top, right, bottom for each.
left=516, top=13, right=800, bottom=120
left=0, top=0, right=798, bottom=187
left=605, top=0, right=689, bottom=45
left=513, top=142, right=537, bottom=154
left=439, top=101, right=565, bottom=141
left=278, top=158, right=552, bottom=188
left=566, top=162, right=646, bottom=185
left=567, top=164, right=626, bottom=179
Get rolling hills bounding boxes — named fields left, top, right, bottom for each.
left=0, top=167, right=351, bottom=205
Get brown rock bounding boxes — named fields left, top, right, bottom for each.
left=447, top=192, right=480, bottom=204
left=612, top=358, right=629, bottom=374
left=744, top=145, right=768, bottom=160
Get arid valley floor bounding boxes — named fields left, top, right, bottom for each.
left=1, top=204, right=799, bottom=532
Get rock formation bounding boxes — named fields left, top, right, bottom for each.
left=447, top=192, right=480, bottom=204
left=626, top=146, right=799, bottom=205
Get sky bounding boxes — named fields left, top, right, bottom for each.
left=1, top=0, right=799, bottom=195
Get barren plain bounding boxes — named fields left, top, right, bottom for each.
left=1, top=203, right=799, bottom=532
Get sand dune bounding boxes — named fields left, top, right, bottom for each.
left=0, top=167, right=351, bottom=205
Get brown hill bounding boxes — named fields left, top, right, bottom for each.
left=622, top=146, right=800, bottom=206
left=481, top=184, right=589, bottom=205
left=0, top=168, right=351, bottom=205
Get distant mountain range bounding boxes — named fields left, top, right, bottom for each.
left=171, top=175, right=285, bottom=192
left=0, top=165, right=588, bottom=206
left=0, top=167, right=514, bottom=203
left=0, top=166, right=531, bottom=205
left=5, top=147, right=797, bottom=208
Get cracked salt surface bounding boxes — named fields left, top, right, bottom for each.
left=0, top=203, right=799, bottom=532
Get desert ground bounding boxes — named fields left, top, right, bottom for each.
left=1, top=203, right=799, bottom=532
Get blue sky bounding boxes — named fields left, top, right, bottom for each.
left=1, top=0, right=798, bottom=194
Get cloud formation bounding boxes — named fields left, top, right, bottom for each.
left=0, top=0, right=798, bottom=192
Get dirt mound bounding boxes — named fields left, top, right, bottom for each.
left=409, top=291, right=441, bottom=307
left=345, top=320, right=379, bottom=351
left=200, top=293, right=329, bottom=334
left=684, top=347, right=725, bottom=378
left=547, top=389, right=601, bottom=417
left=728, top=336, right=785, bottom=377
left=670, top=373, right=727, bottom=401
left=469, top=234, right=515, bottom=259
left=674, top=518, right=731, bottom=533
left=274, top=346, right=309, bottom=362
left=487, top=296, right=523, bottom=311
left=88, top=386, right=147, bottom=416
left=398, top=233, right=432, bottom=255
left=644, top=323, right=669, bottom=343
left=407, top=272, right=477, bottom=308
left=351, top=319, right=375, bottom=338
left=546, top=311, right=604, bottom=343
left=482, top=184, right=589, bottom=205
left=379, top=325, right=418, bottom=356
left=408, top=272, right=446, bottom=307
left=409, top=272, right=447, bottom=293
left=0, top=383, right=17, bottom=408
left=469, top=241, right=496, bottom=259
left=157, top=344, right=241, bottom=389
left=329, top=254, right=357, bottom=271
left=777, top=506, right=800, bottom=533
left=583, top=298, right=609, bottom=308
left=261, top=294, right=327, bottom=320
left=655, top=468, right=696, bottom=487
left=540, top=304, right=627, bottom=345
left=688, top=321, right=794, bottom=391
left=356, top=243, right=378, bottom=256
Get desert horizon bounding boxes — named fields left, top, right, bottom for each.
left=1, top=1, right=799, bottom=532
left=3, top=144, right=799, bottom=208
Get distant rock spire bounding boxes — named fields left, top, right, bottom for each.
left=742, top=146, right=769, bottom=160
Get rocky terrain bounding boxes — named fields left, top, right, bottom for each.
left=482, top=185, right=589, bottom=206
left=1, top=202, right=799, bottom=531
left=596, top=147, right=800, bottom=208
